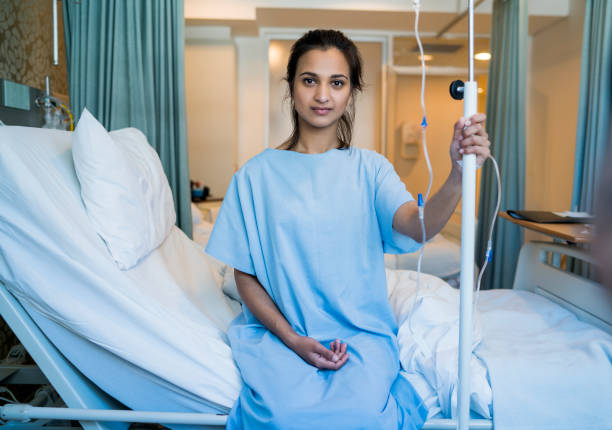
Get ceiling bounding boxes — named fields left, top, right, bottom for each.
left=392, top=35, right=492, bottom=68
left=186, top=7, right=566, bottom=68
left=186, top=7, right=565, bottom=37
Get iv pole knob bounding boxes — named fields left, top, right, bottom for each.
left=450, top=80, right=465, bottom=100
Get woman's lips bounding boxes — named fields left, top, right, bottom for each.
left=312, top=107, right=332, bottom=115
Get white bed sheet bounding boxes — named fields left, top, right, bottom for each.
left=25, top=301, right=229, bottom=417
left=387, top=270, right=493, bottom=419
left=388, top=269, right=612, bottom=428
left=476, top=289, right=612, bottom=430
left=0, top=126, right=241, bottom=409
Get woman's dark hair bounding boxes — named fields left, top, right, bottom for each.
left=283, top=29, right=364, bottom=150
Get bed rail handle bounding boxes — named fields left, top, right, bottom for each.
left=1, top=404, right=227, bottom=426
left=512, top=241, right=612, bottom=334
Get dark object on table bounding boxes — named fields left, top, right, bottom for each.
left=190, top=180, right=210, bottom=202
left=506, top=210, right=594, bottom=224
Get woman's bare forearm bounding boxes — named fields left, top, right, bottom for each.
left=393, top=113, right=491, bottom=243
left=393, top=168, right=462, bottom=242
left=234, top=269, right=299, bottom=347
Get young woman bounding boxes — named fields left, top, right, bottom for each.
left=206, top=29, right=491, bottom=429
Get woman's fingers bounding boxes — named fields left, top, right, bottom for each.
left=313, top=352, right=349, bottom=370
left=330, top=339, right=342, bottom=355
left=295, top=337, right=350, bottom=370
left=329, top=339, right=347, bottom=361
left=468, top=113, right=486, bottom=124
left=334, top=353, right=349, bottom=368
left=311, top=340, right=350, bottom=370
left=450, top=113, right=489, bottom=168
left=452, top=117, right=467, bottom=143
left=459, top=137, right=489, bottom=151
left=454, top=114, right=485, bottom=140
left=462, top=125, right=485, bottom=139
left=317, top=343, right=338, bottom=362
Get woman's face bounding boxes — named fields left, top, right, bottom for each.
left=292, top=48, right=352, bottom=132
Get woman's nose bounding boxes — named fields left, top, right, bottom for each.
left=315, top=86, right=329, bottom=103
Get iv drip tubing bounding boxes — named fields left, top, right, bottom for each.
left=410, top=0, right=434, bottom=338
left=474, top=155, right=501, bottom=306
left=413, top=1, right=433, bottom=202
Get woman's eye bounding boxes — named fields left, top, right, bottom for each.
left=303, top=78, right=315, bottom=85
left=332, top=80, right=345, bottom=87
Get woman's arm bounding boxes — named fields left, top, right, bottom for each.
left=392, top=113, right=490, bottom=242
left=234, top=269, right=349, bottom=370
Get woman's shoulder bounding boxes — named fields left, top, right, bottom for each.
left=233, top=149, right=272, bottom=177
left=347, top=147, right=392, bottom=170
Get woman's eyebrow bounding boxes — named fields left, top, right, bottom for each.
left=297, top=72, right=348, bottom=80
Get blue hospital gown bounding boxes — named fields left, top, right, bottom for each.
left=206, top=147, right=428, bottom=429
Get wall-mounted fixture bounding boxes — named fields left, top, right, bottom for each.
left=398, top=121, right=421, bottom=160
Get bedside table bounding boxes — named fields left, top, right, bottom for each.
left=195, top=199, right=223, bottom=223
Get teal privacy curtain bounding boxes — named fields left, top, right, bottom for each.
left=476, top=0, right=527, bottom=290
left=62, top=0, right=192, bottom=238
left=571, top=0, right=612, bottom=213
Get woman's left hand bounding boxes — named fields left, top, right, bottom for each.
left=449, top=113, right=491, bottom=170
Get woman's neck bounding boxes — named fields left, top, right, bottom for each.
left=293, top=118, right=338, bottom=154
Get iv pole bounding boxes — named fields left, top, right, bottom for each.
left=456, top=0, right=477, bottom=428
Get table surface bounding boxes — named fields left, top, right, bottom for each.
left=499, top=211, right=593, bottom=244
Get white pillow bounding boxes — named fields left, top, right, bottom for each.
left=72, top=108, right=176, bottom=269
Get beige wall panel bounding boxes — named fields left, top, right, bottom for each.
left=185, top=41, right=237, bottom=198
left=394, top=75, right=471, bottom=222
left=236, top=36, right=268, bottom=167
left=525, top=0, right=584, bottom=240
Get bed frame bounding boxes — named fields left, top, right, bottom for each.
left=0, top=241, right=610, bottom=429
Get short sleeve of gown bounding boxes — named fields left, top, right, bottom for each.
left=205, top=174, right=256, bottom=275
left=374, top=154, right=421, bottom=254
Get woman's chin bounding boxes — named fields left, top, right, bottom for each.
left=302, top=116, right=340, bottom=130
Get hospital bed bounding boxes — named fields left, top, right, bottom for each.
left=0, top=125, right=611, bottom=429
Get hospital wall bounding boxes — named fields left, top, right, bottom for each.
left=525, top=0, right=584, bottom=240
left=185, top=38, right=238, bottom=198
left=0, top=0, right=68, bottom=98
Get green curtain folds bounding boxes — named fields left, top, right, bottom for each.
left=571, top=0, right=612, bottom=213
left=476, top=0, right=527, bottom=290
left=63, top=0, right=192, bottom=238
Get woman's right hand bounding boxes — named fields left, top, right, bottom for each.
left=287, top=336, right=349, bottom=370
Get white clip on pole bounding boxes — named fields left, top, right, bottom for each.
left=458, top=1, right=477, bottom=429
left=53, top=0, right=59, bottom=66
